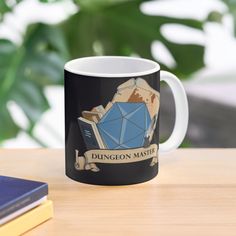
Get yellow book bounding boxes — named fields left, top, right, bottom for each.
left=0, top=200, right=53, bottom=236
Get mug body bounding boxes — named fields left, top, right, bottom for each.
left=64, top=56, right=160, bottom=185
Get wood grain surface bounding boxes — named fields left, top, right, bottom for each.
left=0, top=149, right=236, bottom=236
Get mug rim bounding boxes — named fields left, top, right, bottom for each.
left=64, top=56, right=160, bottom=78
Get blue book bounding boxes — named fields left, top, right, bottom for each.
left=0, top=176, right=48, bottom=223
left=78, top=117, right=106, bottom=150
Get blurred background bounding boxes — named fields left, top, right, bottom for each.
left=0, top=0, right=235, bottom=148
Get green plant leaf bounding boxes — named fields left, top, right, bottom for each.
left=0, top=2, right=11, bottom=17
left=62, top=0, right=204, bottom=78
left=75, top=0, right=133, bottom=10
left=0, top=24, right=68, bottom=142
left=0, top=0, right=22, bottom=18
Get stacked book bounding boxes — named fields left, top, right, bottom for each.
left=0, top=176, right=53, bottom=235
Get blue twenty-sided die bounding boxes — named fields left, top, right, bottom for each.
left=97, top=102, right=151, bottom=149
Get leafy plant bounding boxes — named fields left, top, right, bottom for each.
left=0, top=24, right=68, bottom=145
left=64, top=0, right=204, bottom=77
left=0, top=0, right=205, bottom=146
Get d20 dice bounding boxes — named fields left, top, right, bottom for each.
left=97, top=102, right=151, bottom=149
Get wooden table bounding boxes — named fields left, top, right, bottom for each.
left=1, top=149, right=236, bottom=236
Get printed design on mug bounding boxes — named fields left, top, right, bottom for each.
left=75, top=78, right=160, bottom=172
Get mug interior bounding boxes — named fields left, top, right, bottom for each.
left=64, top=56, right=160, bottom=78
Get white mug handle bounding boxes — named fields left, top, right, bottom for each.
left=159, top=71, right=189, bottom=153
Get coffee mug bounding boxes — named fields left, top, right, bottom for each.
left=64, top=56, right=188, bottom=185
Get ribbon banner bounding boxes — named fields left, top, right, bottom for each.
left=75, top=144, right=158, bottom=172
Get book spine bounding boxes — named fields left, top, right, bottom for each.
left=0, top=184, right=48, bottom=219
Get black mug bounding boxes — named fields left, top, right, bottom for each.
left=64, top=56, right=188, bottom=185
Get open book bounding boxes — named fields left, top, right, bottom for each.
left=78, top=117, right=106, bottom=150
